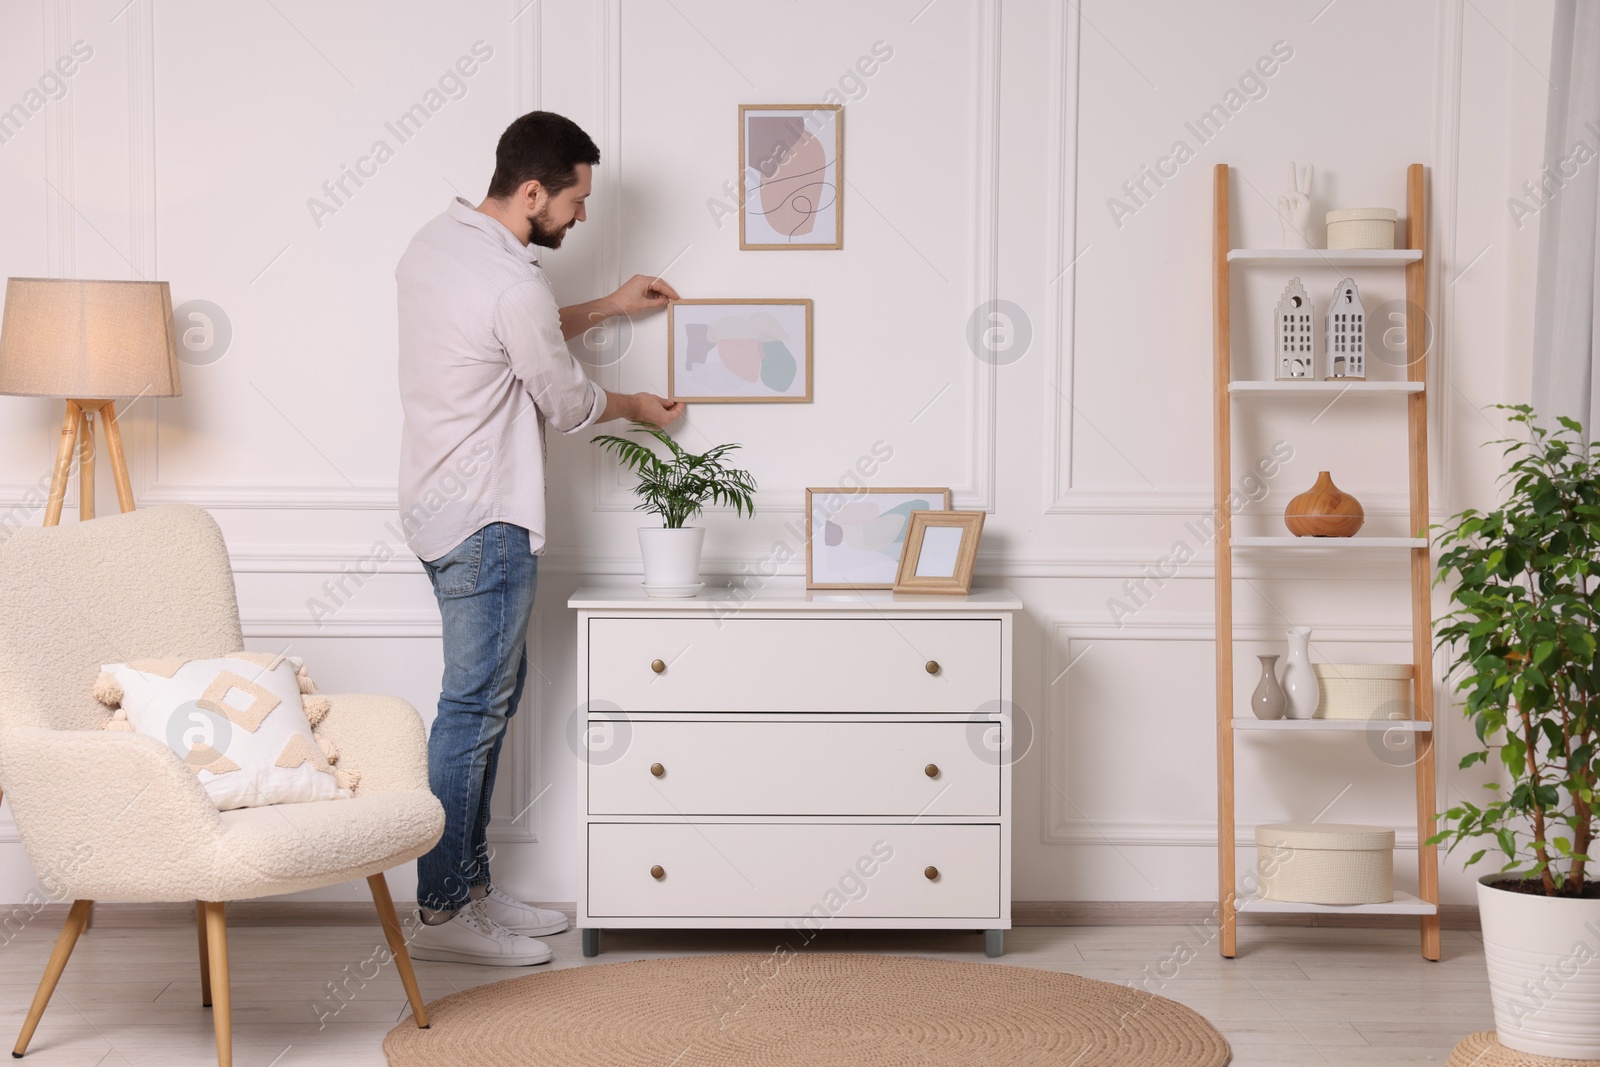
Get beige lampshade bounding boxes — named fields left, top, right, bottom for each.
left=0, top=278, right=182, bottom=399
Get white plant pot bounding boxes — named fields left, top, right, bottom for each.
left=1478, top=873, right=1600, bottom=1058
left=637, top=526, right=705, bottom=595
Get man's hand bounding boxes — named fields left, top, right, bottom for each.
left=609, top=274, right=680, bottom=317
left=560, top=275, right=681, bottom=341
left=601, top=390, right=684, bottom=427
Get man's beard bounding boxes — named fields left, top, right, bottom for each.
left=528, top=207, right=575, bottom=249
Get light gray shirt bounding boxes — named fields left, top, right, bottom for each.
left=396, top=197, right=604, bottom=562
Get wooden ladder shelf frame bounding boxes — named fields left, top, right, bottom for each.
left=1211, top=162, right=1441, bottom=961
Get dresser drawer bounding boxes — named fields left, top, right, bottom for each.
left=587, top=618, right=1000, bottom=712
left=587, top=823, right=999, bottom=919
left=589, top=721, right=999, bottom=816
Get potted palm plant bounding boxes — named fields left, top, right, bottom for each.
left=1430, top=405, right=1599, bottom=1058
left=594, top=423, right=758, bottom=596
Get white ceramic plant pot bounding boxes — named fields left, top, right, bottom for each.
left=637, top=527, right=705, bottom=596
left=1478, top=873, right=1600, bottom=1058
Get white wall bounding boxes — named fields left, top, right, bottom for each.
left=0, top=0, right=1551, bottom=909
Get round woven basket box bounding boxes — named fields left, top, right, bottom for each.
left=1256, top=823, right=1395, bottom=905
left=1312, top=663, right=1414, bottom=720
left=1325, top=207, right=1398, bottom=249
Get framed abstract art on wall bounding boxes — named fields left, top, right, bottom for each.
left=667, top=298, right=813, bottom=403
left=739, top=104, right=843, bottom=250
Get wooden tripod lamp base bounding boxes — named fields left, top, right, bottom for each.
left=45, top=399, right=136, bottom=526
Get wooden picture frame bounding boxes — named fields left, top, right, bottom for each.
left=892, top=510, right=985, bottom=595
left=805, top=486, right=952, bottom=590
left=739, top=104, right=844, bottom=250
left=667, top=298, right=813, bottom=403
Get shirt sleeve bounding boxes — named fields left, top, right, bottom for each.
left=493, top=275, right=605, bottom=434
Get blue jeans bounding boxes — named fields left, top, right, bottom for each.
left=415, top=522, right=536, bottom=912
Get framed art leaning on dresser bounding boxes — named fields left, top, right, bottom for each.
left=570, top=586, right=1022, bottom=958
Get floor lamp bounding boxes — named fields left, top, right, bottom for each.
left=0, top=278, right=183, bottom=523
left=0, top=278, right=182, bottom=822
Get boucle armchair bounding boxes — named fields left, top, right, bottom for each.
left=0, top=504, right=445, bottom=1067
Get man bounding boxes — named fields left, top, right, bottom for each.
left=396, top=110, right=683, bottom=965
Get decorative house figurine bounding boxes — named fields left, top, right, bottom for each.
left=1325, top=278, right=1366, bottom=380
left=1274, top=277, right=1314, bottom=380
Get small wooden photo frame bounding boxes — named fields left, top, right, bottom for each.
left=667, top=298, right=813, bottom=403
left=893, top=510, right=985, bottom=595
left=805, top=486, right=952, bottom=590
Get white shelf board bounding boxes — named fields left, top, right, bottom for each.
left=1230, top=381, right=1424, bottom=395
left=1233, top=718, right=1432, bottom=733
left=1232, top=536, right=1427, bottom=549
left=1235, top=889, right=1437, bottom=916
left=1226, top=249, right=1422, bottom=267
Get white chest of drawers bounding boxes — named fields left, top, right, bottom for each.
left=570, top=587, right=1020, bottom=958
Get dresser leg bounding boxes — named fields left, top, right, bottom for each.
left=581, top=928, right=601, bottom=958
left=984, top=930, right=1004, bottom=958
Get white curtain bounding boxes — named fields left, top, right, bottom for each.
left=1532, top=0, right=1600, bottom=435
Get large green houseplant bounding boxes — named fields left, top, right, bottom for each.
left=594, top=424, right=757, bottom=596
left=1429, top=404, right=1599, bottom=1057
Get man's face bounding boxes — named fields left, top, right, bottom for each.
left=528, top=163, right=591, bottom=249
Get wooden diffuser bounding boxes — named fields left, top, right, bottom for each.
left=1284, top=471, right=1365, bottom=537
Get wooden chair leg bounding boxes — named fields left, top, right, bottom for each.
left=196, top=902, right=213, bottom=1007
left=202, top=902, right=232, bottom=1067
left=12, top=900, right=92, bottom=1057
left=367, top=873, right=429, bottom=1029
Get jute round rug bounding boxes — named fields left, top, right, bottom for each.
left=383, top=953, right=1231, bottom=1066
left=1447, top=1031, right=1600, bottom=1066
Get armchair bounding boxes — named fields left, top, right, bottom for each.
left=0, top=504, right=445, bottom=1066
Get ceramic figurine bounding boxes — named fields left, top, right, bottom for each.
left=1276, top=162, right=1314, bottom=249
left=1325, top=277, right=1366, bottom=380
left=1274, top=277, right=1315, bottom=380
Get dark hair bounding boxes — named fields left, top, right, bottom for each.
left=486, top=111, right=600, bottom=201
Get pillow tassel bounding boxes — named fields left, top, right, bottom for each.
left=334, top=766, right=361, bottom=793
left=316, top=733, right=340, bottom=765
left=102, top=708, right=134, bottom=732
left=302, top=694, right=331, bottom=727
left=93, top=671, right=124, bottom=708
left=296, top=663, right=318, bottom=695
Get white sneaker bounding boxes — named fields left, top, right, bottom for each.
left=478, top=884, right=571, bottom=937
left=407, top=899, right=553, bottom=966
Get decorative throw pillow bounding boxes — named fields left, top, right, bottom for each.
left=94, top=652, right=358, bottom=811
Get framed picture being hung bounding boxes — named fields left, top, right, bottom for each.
left=668, top=298, right=813, bottom=403
left=739, top=104, right=843, bottom=250
left=806, top=486, right=952, bottom=590
left=893, top=510, right=985, bottom=595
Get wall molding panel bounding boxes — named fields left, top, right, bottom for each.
left=590, top=0, right=1000, bottom=516
left=1040, top=612, right=1430, bottom=849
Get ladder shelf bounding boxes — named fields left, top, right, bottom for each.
left=1212, top=162, right=1440, bottom=961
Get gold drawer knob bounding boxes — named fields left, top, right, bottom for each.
left=924, top=866, right=940, bottom=881
left=650, top=865, right=665, bottom=880
left=925, top=763, right=940, bottom=778
left=925, top=660, right=940, bottom=675
left=650, top=659, right=666, bottom=674
left=650, top=762, right=665, bottom=778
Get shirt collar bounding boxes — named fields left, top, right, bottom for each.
left=448, top=197, right=540, bottom=264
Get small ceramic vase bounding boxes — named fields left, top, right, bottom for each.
left=1251, top=655, right=1287, bottom=720
left=1282, top=627, right=1321, bottom=720
left=1284, top=471, right=1365, bottom=537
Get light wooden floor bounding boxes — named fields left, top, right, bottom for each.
left=0, top=915, right=1492, bottom=1066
